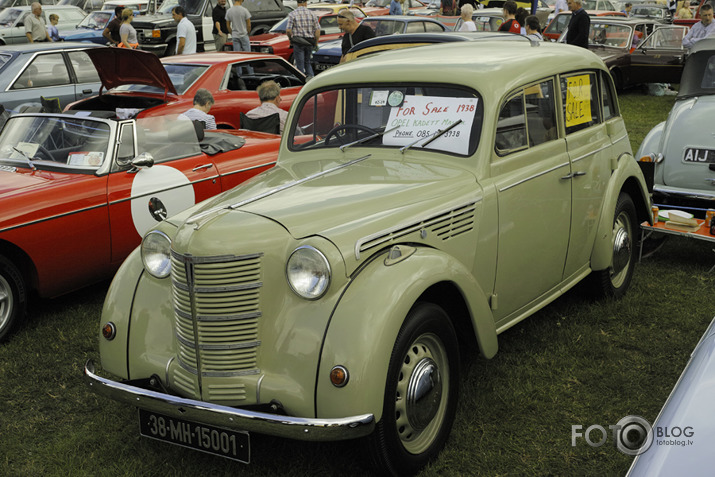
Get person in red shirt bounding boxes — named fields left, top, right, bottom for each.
left=498, top=0, right=521, bottom=34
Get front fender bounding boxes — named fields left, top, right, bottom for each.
left=315, top=247, right=497, bottom=421
left=590, top=154, right=650, bottom=271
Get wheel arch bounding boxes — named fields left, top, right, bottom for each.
left=0, top=239, right=37, bottom=293
left=590, top=159, right=651, bottom=271
left=315, top=246, right=497, bottom=421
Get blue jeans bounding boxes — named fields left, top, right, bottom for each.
left=232, top=35, right=249, bottom=52
left=293, top=44, right=314, bottom=78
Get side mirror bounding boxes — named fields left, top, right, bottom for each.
left=127, top=152, right=154, bottom=172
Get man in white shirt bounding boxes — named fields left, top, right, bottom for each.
left=682, top=4, right=715, bottom=49
left=172, top=6, right=197, bottom=54
left=245, top=81, right=288, bottom=133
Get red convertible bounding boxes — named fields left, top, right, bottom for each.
left=65, top=48, right=305, bottom=130
left=0, top=111, right=280, bottom=341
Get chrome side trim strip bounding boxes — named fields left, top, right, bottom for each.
left=188, top=155, right=373, bottom=228
left=571, top=143, right=612, bottom=163
left=499, top=162, right=569, bottom=192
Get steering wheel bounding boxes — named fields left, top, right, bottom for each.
left=274, top=76, right=291, bottom=88
left=324, top=124, right=379, bottom=146
left=33, top=145, right=54, bottom=162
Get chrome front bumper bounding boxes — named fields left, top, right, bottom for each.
left=653, top=184, right=715, bottom=203
left=84, top=360, right=375, bottom=441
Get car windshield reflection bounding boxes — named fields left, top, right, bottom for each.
left=290, top=84, right=483, bottom=156
left=113, top=64, right=208, bottom=95
left=0, top=116, right=111, bottom=170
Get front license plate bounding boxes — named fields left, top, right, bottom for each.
left=683, top=148, right=715, bottom=164
left=138, top=409, right=249, bottom=463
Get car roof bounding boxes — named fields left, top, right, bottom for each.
left=0, top=42, right=103, bottom=54
left=348, top=31, right=529, bottom=53
left=690, top=37, right=715, bottom=54
left=161, top=51, right=287, bottom=66
left=310, top=41, right=606, bottom=99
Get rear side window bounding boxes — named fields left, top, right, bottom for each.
left=600, top=71, right=618, bottom=120
left=69, top=50, right=100, bottom=84
left=496, top=79, right=557, bottom=155
left=561, top=72, right=600, bottom=135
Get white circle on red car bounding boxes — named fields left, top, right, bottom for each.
left=130, top=165, right=195, bottom=236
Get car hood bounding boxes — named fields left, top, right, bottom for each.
left=0, top=169, right=51, bottom=197
left=251, top=32, right=285, bottom=44
left=314, top=38, right=343, bottom=55
left=661, top=96, right=715, bottom=190
left=591, top=48, right=624, bottom=66
left=131, top=14, right=175, bottom=28
left=84, top=47, right=177, bottom=95
left=178, top=154, right=480, bottom=273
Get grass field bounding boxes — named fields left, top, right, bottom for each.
left=2, top=91, right=714, bottom=477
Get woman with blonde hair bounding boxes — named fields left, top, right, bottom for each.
left=119, top=8, right=138, bottom=48
left=459, top=4, right=476, bottom=31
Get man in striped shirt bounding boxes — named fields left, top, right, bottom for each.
left=178, top=89, right=217, bottom=130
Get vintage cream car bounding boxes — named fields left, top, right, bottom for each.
left=85, top=41, right=651, bottom=474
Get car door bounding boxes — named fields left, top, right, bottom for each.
left=630, top=26, right=688, bottom=85
left=8, top=52, right=78, bottom=111
left=561, top=70, right=614, bottom=279
left=201, top=0, right=216, bottom=51
left=491, top=78, right=572, bottom=324
left=66, top=49, right=102, bottom=102
left=107, top=120, right=222, bottom=264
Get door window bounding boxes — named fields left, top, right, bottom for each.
left=12, top=53, right=69, bottom=89
left=561, top=72, right=599, bottom=135
left=68, top=50, right=100, bottom=84
left=496, top=79, right=557, bottom=154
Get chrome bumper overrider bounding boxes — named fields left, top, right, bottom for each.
left=84, top=360, right=375, bottom=441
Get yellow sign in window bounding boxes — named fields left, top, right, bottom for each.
left=565, top=75, right=591, bottom=128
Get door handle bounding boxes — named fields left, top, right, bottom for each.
left=193, top=163, right=213, bottom=172
left=82, top=89, right=92, bottom=94
left=560, top=171, right=587, bottom=180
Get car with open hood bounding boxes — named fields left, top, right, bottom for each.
left=84, top=39, right=650, bottom=474
left=0, top=108, right=282, bottom=341
left=64, top=48, right=305, bottom=129
left=636, top=38, right=715, bottom=214
left=559, top=18, right=689, bottom=89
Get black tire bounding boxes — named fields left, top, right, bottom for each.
left=364, top=302, right=459, bottom=476
left=590, top=192, right=637, bottom=299
left=0, top=256, right=27, bottom=342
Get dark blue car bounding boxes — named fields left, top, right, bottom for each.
left=312, top=15, right=447, bottom=73
left=60, top=9, right=116, bottom=44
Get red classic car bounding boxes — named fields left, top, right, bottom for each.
left=65, top=48, right=305, bottom=130
left=0, top=111, right=280, bottom=341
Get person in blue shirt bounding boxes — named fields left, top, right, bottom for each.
left=390, top=0, right=402, bottom=15
left=48, top=14, right=61, bottom=42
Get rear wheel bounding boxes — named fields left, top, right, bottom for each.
left=365, top=302, right=459, bottom=476
left=0, top=256, right=26, bottom=342
left=590, top=192, right=637, bottom=298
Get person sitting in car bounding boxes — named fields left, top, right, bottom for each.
left=244, top=80, right=288, bottom=133
left=178, top=89, right=217, bottom=130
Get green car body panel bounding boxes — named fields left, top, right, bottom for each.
left=87, top=40, right=651, bottom=471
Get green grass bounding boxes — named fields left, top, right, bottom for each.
left=2, top=92, right=713, bottom=476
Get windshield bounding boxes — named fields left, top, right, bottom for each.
left=0, top=8, right=21, bottom=27
left=0, top=116, right=111, bottom=170
left=78, top=11, right=111, bottom=28
left=159, top=1, right=178, bottom=13
left=366, top=0, right=390, bottom=6
left=588, top=22, right=633, bottom=48
left=269, top=16, right=288, bottom=33
left=290, top=84, right=483, bottom=156
left=112, top=64, right=208, bottom=94
left=679, top=50, right=715, bottom=97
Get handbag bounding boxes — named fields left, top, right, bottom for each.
left=291, top=36, right=315, bottom=47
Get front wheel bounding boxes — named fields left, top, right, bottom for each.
left=590, top=192, right=637, bottom=298
left=0, top=256, right=27, bottom=342
left=364, top=302, right=459, bottom=476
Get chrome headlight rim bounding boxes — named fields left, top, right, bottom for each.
left=286, top=245, right=331, bottom=300
left=141, top=230, right=172, bottom=279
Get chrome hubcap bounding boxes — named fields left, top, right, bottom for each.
left=406, top=358, right=442, bottom=430
left=0, top=274, right=12, bottom=331
left=611, top=211, right=632, bottom=287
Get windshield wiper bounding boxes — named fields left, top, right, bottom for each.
left=11, top=146, right=36, bottom=171
left=339, top=125, right=400, bottom=152
left=399, top=119, right=463, bottom=154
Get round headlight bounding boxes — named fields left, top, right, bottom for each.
left=141, top=231, right=172, bottom=279
left=259, top=46, right=273, bottom=54
left=286, top=246, right=331, bottom=300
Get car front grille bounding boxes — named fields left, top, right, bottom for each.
left=170, top=250, right=263, bottom=381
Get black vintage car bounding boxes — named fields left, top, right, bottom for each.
left=560, top=18, right=689, bottom=89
